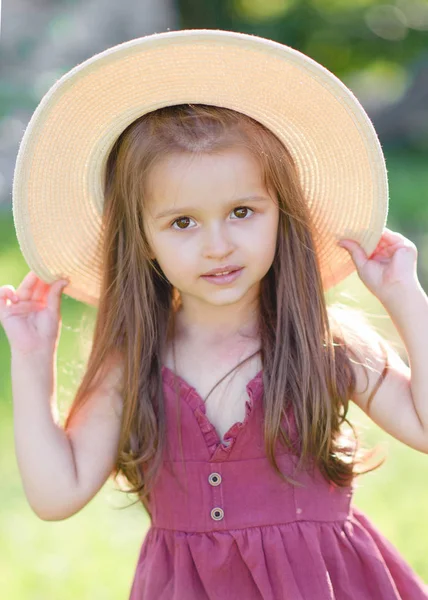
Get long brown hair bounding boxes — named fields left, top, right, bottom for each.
left=63, top=104, right=391, bottom=514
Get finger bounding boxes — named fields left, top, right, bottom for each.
left=47, top=279, right=69, bottom=313
left=32, top=279, right=51, bottom=302
left=0, top=285, right=44, bottom=317
left=0, top=285, right=17, bottom=298
left=381, top=228, right=409, bottom=242
left=2, top=299, right=46, bottom=316
left=383, top=227, right=403, bottom=236
left=15, top=271, right=42, bottom=301
left=340, top=239, right=368, bottom=270
left=0, top=286, right=19, bottom=307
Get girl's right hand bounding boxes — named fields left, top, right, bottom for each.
left=0, top=271, right=69, bottom=357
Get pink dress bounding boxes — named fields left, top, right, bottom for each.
left=129, top=366, right=428, bottom=599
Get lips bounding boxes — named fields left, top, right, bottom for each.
left=202, top=265, right=242, bottom=276
left=207, top=269, right=237, bottom=277
left=201, top=267, right=244, bottom=285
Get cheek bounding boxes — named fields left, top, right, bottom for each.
left=248, top=214, right=278, bottom=257
left=267, top=211, right=279, bottom=249
left=252, top=218, right=278, bottom=276
left=155, top=239, right=197, bottom=280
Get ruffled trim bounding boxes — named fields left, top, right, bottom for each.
left=161, top=365, right=263, bottom=459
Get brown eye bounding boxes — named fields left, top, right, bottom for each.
left=172, top=217, right=192, bottom=230
left=233, top=207, right=252, bottom=219
left=170, top=207, right=254, bottom=231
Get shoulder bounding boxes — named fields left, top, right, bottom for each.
left=89, top=350, right=125, bottom=417
left=328, top=304, right=407, bottom=413
left=327, top=305, right=428, bottom=453
left=102, top=350, right=125, bottom=390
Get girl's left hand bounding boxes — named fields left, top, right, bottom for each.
left=337, top=227, right=419, bottom=304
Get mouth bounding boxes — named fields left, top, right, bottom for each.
left=201, top=266, right=242, bottom=277
left=204, top=270, right=237, bottom=277
left=201, top=267, right=244, bottom=284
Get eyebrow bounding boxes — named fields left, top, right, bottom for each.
left=154, top=196, right=270, bottom=220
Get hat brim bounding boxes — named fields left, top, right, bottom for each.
left=12, top=29, right=388, bottom=306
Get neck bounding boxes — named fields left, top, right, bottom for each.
left=172, top=293, right=260, bottom=348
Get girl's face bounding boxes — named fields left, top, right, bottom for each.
left=143, top=146, right=279, bottom=312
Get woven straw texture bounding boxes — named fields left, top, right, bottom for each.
left=12, top=29, right=388, bottom=306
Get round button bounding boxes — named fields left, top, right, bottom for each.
left=208, top=472, right=222, bottom=486
left=210, top=507, right=224, bottom=521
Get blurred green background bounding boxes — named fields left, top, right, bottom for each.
left=1, top=0, right=428, bottom=598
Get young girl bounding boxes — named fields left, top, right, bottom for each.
left=3, top=30, right=428, bottom=599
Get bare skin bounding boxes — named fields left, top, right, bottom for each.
left=143, top=147, right=280, bottom=439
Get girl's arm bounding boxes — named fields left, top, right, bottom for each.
left=12, top=348, right=123, bottom=521
left=349, top=323, right=428, bottom=454
left=339, top=228, right=428, bottom=454
left=1, top=273, right=123, bottom=521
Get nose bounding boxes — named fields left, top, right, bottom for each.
left=202, top=222, right=234, bottom=259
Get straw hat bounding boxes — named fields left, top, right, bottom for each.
left=12, top=29, right=388, bottom=307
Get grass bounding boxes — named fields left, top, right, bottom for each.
left=1, top=148, right=428, bottom=597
